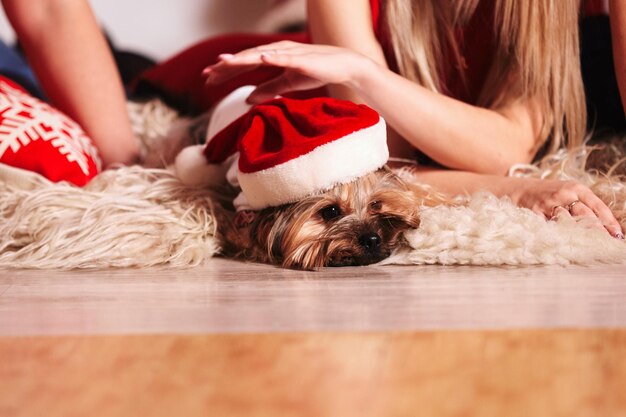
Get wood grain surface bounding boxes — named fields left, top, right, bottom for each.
left=2, top=260, right=626, bottom=336
left=1, top=329, right=625, bottom=417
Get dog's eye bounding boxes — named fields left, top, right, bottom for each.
left=370, top=200, right=383, bottom=211
left=320, top=205, right=342, bottom=221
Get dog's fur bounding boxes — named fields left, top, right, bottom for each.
left=216, top=168, right=445, bottom=269
left=130, top=105, right=447, bottom=269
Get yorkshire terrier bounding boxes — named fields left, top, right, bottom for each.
left=135, top=101, right=439, bottom=269
left=216, top=167, right=442, bottom=270
left=150, top=84, right=445, bottom=269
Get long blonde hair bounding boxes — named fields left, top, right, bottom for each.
left=384, top=0, right=586, bottom=155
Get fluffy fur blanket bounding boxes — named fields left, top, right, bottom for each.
left=1, top=100, right=625, bottom=269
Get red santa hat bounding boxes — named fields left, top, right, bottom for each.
left=175, top=86, right=388, bottom=210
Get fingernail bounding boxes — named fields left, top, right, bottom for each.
left=219, top=53, right=234, bottom=60
left=201, top=67, right=211, bottom=75
left=615, top=233, right=624, bottom=240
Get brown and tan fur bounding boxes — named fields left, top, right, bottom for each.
left=216, top=168, right=446, bottom=270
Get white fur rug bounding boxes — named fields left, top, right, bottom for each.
left=1, top=100, right=625, bottom=269
left=387, top=193, right=626, bottom=266
left=0, top=165, right=219, bottom=269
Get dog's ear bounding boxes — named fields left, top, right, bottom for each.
left=249, top=208, right=287, bottom=264
left=216, top=207, right=279, bottom=263
left=368, top=170, right=423, bottom=229
left=382, top=165, right=451, bottom=207
left=372, top=189, right=422, bottom=229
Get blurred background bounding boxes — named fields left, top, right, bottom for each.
left=0, top=0, right=306, bottom=61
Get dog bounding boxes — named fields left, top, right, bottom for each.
left=166, top=86, right=447, bottom=269
left=216, top=167, right=443, bottom=270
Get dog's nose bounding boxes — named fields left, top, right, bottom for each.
left=358, top=232, right=382, bottom=252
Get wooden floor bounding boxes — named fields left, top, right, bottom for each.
left=1, top=259, right=626, bottom=416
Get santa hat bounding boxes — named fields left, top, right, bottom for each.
left=175, top=86, right=388, bottom=210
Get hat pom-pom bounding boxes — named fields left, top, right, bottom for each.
left=175, top=145, right=227, bottom=187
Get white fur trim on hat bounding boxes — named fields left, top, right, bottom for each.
left=175, top=144, right=227, bottom=186
left=206, top=85, right=255, bottom=141
left=175, top=86, right=255, bottom=187
left=237, top=116, right=388, bottom=210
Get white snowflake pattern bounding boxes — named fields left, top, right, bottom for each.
left=0, top=80, right=102, bottom=175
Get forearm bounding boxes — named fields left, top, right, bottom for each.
left=610, top=0, right=626, bottom=114
left=307, top=1, right=415, bottom=158
left=307, top=0, right=386, bottom=102
left=409, top=167, right=514, bottom=199
left=3, top=0, right=139, bottom=166
left=350, top=60, right=542, bottom=174
left=411, top=165, right=623, bottom=238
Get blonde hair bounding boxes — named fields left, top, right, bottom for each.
left=384, top=0, right=586, bottom=155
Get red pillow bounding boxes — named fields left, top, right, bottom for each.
left=131, top=32, right=318, bottom=115
left=0, top=75, right=101, bottom=186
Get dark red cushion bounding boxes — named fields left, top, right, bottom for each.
left=132, top=32, right=313, bottom=115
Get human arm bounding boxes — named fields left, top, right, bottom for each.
left=2, top=0, right=139, bottom=167
left=306, top=0, right=416, bottom=158
left=206, top=42, right=543, bottom=175
left=409, top=166, right=623, bottom=238
left=306, top=0, right=386, bottom=102
left=610, top=0, right=626, bottom=115
left=307, top=0, right=544, bottom=173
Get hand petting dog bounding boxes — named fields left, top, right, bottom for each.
left=203, top=41, right=623, bottom=240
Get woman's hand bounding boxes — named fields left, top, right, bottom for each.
left=507, top=177, right=624, bottom=238
left=203, top=40, right=373, bottom=104
left=410, top=167, right=624, bottom=238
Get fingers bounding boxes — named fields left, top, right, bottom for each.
left=203, top=41, right=307, bottom=85
left=206, top=51, right=329, bottom=104
left=546, top=185, right=624, bottom=238
left=577, top=191, right=624, bottom=238
left=212, top=41, right=302, bottom=66
left=247, top=72, right=302, bottom=104
left=259, top=52, right=314, bottom=76
left=204, top=54, right=262, bottom=85
left=550, top=203, right=605, bottom=234
left=567, top=200, right=607, bottom=233
left=550, top=205, right=571, bottom=220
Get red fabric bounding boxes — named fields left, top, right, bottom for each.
left=0, top=76, right=101, bottom=186
left=584, top=0, right=609, bottom=16
left=203, top=96, right=380, bottom=173
left=370, top=0, right=496, bottom=104
left=446, top=1, right=496, bottom=103
left=369, top=0, right=399, bottom=73
left=133, top=32, right=317, bottom=114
